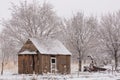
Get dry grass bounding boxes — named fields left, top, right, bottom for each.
left=0, top=61, right=18, bottom=73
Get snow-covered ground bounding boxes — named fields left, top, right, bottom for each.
left=0, top=72, right=120, bottom=80
left=0, top=70, right=120, bottom=80
left=0, top=63, right=120, bottom=80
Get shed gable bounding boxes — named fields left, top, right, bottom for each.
left=19, top=39, right=38, bottom=53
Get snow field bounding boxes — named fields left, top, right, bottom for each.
left=0, top=71, right=120, bottom=80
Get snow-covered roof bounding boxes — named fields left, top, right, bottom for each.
left=19, top=50, right=37, bottom=54
left=29, top=38, right=71, bottom=55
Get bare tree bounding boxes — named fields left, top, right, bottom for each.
left=63, top=12, right=98, bottom=71
left=98, top=11, right=120, bottom=70
left=1, top=0, right=61, bottom=62
left=2, top=0, right=61, bottom=44
left=0, top=32, right=16, bottom=75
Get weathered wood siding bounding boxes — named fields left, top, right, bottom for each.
left=40, top=55, right=71, bottom=74
left=19, top=39, right=37, bottom=52
left=57, top=55, right=71, bottom=74
left=18, top=54, right=71, bottom=74
left=41, top=55, right=51, bottom=73
left=18, top=54, right=39, bottom=74
left=66, top=55, right=71, bottom=73
left=18, top=55, right=23, bottom=74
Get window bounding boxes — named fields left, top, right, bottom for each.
left=52, top=59, right=55, bottom=63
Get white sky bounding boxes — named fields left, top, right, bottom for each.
left=0, top=0, right=120, bottom=30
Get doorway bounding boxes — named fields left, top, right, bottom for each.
left=51, top=57, right=57, bottom=73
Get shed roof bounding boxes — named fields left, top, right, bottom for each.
left=23, top=38, right=71, bottom=55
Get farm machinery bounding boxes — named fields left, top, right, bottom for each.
left=83, top=56, right=107, bottom=72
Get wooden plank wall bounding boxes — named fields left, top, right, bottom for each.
left=28, top=55, right=33, bottom=74
left=41, top=55, right=50, bottom=74
left=18, top=54, right=37, bottom=74
left=38, top=54, right=42, bottom=74
left=57, top=55, right=71, bottom=74
left=18, top=54, right=71, bottom=74
left=34, top=54, right=40, bottom=74
left=66, top=55, right=71, bottom=74
left=19, top=40, right=37, bottom=52
left=18, top=55, right=23, bottom=74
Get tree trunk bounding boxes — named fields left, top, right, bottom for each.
left=1, top=62, right=4, bottom=75
left=79, top=59, right=82, bottom=71
left=114, top=52, right=118, bottom=71
left=78, top=52, right=82, bottom=71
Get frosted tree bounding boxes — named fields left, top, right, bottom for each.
left=0, top=32, right=16, bottom=75
left=0, top=34, right=6, bottom=75
left=1, top=0, right=61, bottom=62
left=2, top=0, right=61, bottom=45
left=63, top=12, right=98, bottom=71
left=98, top=11, right=120, bottom=70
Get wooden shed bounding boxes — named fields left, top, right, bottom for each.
left=18, top=38, right=71, bottom=74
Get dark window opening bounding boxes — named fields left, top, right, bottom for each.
left=52, top=59, right=55, bottom=63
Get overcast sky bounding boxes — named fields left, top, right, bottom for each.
left=0, top=0, right=120, bottom=30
